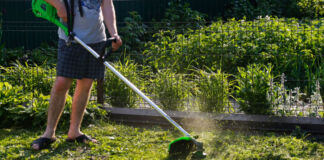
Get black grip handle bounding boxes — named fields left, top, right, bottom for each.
left=98, top=37, right=117, bottom=63
left=107, top=37, right=117, bottom=43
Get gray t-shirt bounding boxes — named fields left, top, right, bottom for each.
left=58, top=0, right=107, bottom=44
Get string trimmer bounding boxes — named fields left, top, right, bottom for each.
left=31, top=0, right=206, bottom=158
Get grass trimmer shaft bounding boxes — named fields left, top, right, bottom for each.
left=32, top=0, right=206, bottom=158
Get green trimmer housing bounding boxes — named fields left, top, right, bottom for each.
left=169, top=136, right=206, bottom=159
left=32, top=0, right=68, bottom=35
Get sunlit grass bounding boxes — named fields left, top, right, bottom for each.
left=0, top=121, right=323, bottom=159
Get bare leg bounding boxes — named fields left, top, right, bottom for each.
left=32, top=76, right=73, bottom=150
left=67, top=78, right=97, bottom=143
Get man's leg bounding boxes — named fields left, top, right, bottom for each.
left=32, top=76, right=73, bottom=150
left=67, top=78, right=97, bottom=142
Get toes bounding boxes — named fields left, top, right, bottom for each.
left=32, top=144, right=40, bottom=150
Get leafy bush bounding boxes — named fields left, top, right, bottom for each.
left=27, top=43, right=57, bottom=66
left=224, top=0, right=323, bottom=19
left=145, top=18, right=324, bottom=92
left=195, top=69, right=233, bottom=113
left=235, top=64, right=277, bottom=115
left=155, top=0, right=207, bottom=33
left=0, top=82, right=32, bottom=127
left=0, top=44, right=57, bottom=67
left=0, top=81, right=107, bottom=128
left=119, top=11, right=149, bottom=57
left=297, top=0, right=324, bottom=18
left=151, top=69, right=189, bottom=111
left=0, top=47, right=26, bottom=67
left=0, top=61, right=55, bottom=95
left=224, top=0, right=283, bottom=20
left=0, top=11, right=2, bottom=43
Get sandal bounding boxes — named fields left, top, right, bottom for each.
left=31, top=137, right=56, bottom=150
left=66, top=134, right=97, bottom=143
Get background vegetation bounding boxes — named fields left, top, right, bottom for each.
left=0, top=0, right=323, bottom=129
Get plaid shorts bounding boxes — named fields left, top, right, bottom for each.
left=57, top=39, right=106, bottom=79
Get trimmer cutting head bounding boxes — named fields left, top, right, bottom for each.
left=168, top=137, right=206, bottom=159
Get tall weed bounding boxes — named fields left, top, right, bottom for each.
left=235, top=64, right=276, bottom=115
left=104, top=60, right=144, bottom=108
left=195, top=69, right=233, bottom=113
left=151, top=69, right=189, bottom=111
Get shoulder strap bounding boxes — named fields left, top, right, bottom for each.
left=63, top=0, right=74, bottom=44
left=62, top=0, right=84, bottom=45
left=78, top=0, right=83, bottom=17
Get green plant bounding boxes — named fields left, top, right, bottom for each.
left=0, top=44, right=57, bottom=67
left=145, top=17, right=324, bottom=94
left=224, top=0, right=283, bottom=20
left=0, top=81, right=107, bottom=128
left=309, top=80, right=323, bottom=117
left=235, top=64, right=276, bottom=115
left=195, top=69, right=233, bottom=113
left=297, top=0, right=324, bottom=18
left=151, top=69, right=189, bottom=111
left=155, top=0, right=207, bottom=34
left=0, top=11, right=2, bottom=43
left=27, top=43, right=57, bottom=66
left=0, top=81, right=32, bottom=127
left=0, top=61, right=56, bottom=95
left=119, top=11, right=149, bottom=60
left=104, top=59, right=142, bottom=108
left=290, top=126, right=309, bottom=139
left=0, top=47, right=26, bottom=67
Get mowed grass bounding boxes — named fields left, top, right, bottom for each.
left=0, top=121, right=323, bottom=160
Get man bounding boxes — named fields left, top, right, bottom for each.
left=31, top=0, right=122, bottom=150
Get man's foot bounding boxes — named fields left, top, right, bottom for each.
left=66, top=134, right=97, bottom=143
left=31, top=137, right=56, bottom=150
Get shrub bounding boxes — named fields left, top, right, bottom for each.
left=0, top=44, right=57, bottom=67
left=235, top=64, right=276, bottom=115
left=0, top=11, right=2, bottom=43
left=119, top=11, right=149, bottom=59
left=156, top=0, right=207, bottom=33
left=151, top=69, right=189, bottom=111
left=224, top=0, right=323, bottom=19
left=144, top=17, right=324, bottom=93
left=0, top=48, right=26, bottom=67
left=224, top=0, right=283, bottom=20
left=0, top=81, right=32, bottom=127
left=297, top=0, right=324, bottom=18
left=195, top=69, right=233, bottom=113
left=0, top=81, right=107, bottom=128
left=0, top=61, right=55, bottom=95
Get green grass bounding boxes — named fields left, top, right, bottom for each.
left=0, top=121, right=323, bottom=160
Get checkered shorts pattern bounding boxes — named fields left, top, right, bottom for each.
left=57, top=39, right=106, bottom=79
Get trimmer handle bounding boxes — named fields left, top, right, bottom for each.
left=98, top=37, right=118, bottom=63
left=107, top=37, right=117, bottom=43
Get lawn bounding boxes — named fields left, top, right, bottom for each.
left=0, top=121, right=323, bottom=160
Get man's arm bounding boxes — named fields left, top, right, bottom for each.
left=102, top=0, right=122, bottom=51
left=44, top=0, right=67, bottom=22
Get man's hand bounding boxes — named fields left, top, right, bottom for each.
left=112, top=35, right=122, bottom=51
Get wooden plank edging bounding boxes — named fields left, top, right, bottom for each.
left=103, top=107, right=324, bottom=134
